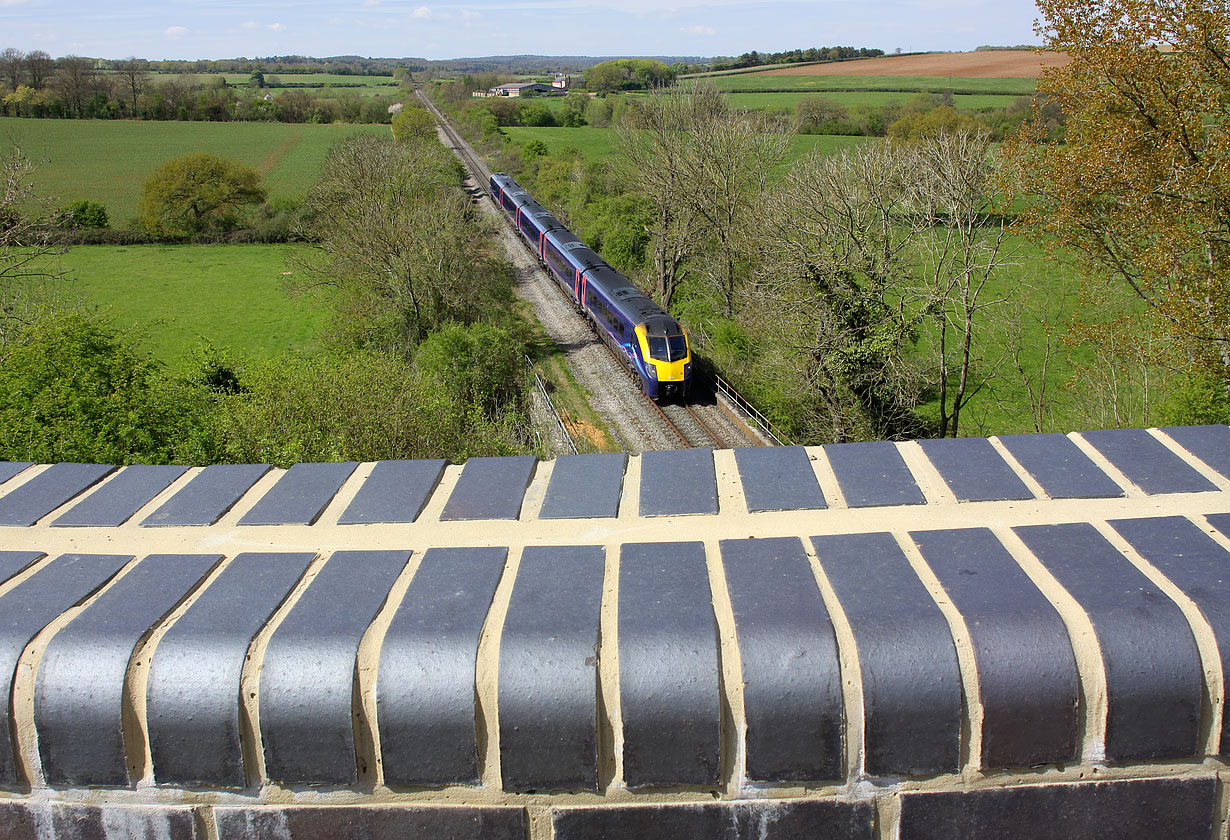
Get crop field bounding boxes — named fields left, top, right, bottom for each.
left=2, top=118, right=390, bottom=222
left=45, top=244, right=323, bottom=365
left=706, top=73, right=1038, bottom=95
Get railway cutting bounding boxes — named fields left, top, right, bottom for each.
left=419, top=91, right=763, bottom=453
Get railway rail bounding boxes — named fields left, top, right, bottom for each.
left=420, top=90, right=766, bottom=452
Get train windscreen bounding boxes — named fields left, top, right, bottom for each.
left=647, top=334, right=688, bottom=362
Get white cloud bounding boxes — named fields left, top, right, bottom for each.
left=240, top=20, right=261, bottom=30
left=268, top=22, right=286, bottom=31
left=461, top=8, right=480, bottom=18
left=681, top=24, right=715, bottom=35
left=411, top=5, right=433, bottom=18
left=163, top=25, right=188, bottom=37
left=0, top=0, right=32, bottom=7
left=362, top=0, right=381, bottom=6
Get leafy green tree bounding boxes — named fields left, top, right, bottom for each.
left=1003, top=0, right=1230, bottom=397
left=138, top=153, right=266, bottom=237
left=391, top=104, right=436, bottom=141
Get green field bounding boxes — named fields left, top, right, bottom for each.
left=503, top=126, right=620, bottom=159
left=728, top=91, right=1026, bottom=112
left=144, top=72, right=398, bottom=91
left=706, top=73, right=1037, bottom=95
left=2, top=118, right=390, bottom=222
left=503, top=125, right=869, bottom=163
left=44, top=244, right=324, bottom=365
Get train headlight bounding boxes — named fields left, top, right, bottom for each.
left=684, top=362, right=692, bottom=378
left=644, top=362, right=657, bottom=380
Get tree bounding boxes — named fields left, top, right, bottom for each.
left=391, top=105, right=436, bottom=141
left=53, top=55, right=102, bottom=117
left=0, top=48, right=24, bottom=91
left=1, top=144, right=65, bottom=351
left=617, top=83, right=787, bottom=313
left=793, top=96, right=848, bottom=132
left=750, top=142, right=930, bottom=441
left=138, top=153, right=266, bottom=237
left=60, top=199, right=108, bottom=229
left=291, top=134, right=510, bottom=352
left=1002, top=0, right=1230, bottom=394
left=905, top=128, right=1017, bottom=437
left=24, top=50, right=52, bottom=89
left=114, top=57, right=150, bottom=115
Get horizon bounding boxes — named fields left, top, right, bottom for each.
left=1, top=0, right=1045, bottom=64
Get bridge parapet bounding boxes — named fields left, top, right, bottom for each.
left=0, top=426, right=1228, bottom=838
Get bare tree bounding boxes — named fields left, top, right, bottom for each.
left=617, top=82, right=787, bottom=315
left=291, top=134, right=508, bottom=353
left=751, top=142, right=931, bottom=441
left=24, top=50, right=52, bottom=89
left=1, top=143, right=65, bottom=353
left=0, top=48, right=24, bottom=91
left=905, top=128, right=1018, bottom=437
left=615, top=85, right=718, bottom=308
left=53, top=55, right=99, bottom=116
left=114, top=56, right=150, bottom=115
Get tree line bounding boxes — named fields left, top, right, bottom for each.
left=706, top=46, right=885, bottom=73
left=0, top=51, right=403, bottom=122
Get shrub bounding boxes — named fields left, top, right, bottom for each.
left=59, top=199, right=108, bottom=229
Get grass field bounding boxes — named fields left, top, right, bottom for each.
left=503, top=125, right=869, bottom=163
left=142, top=72, right=399, bottom=93
left=728, top=91, right=1026, bottom=113
left=44, top=244, right=324, bottom=365
left=2, top=118, right=390, bottom=222
left=706, top=73, right=1038, bottom=95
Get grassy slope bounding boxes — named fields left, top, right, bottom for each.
left=2, top=118, right=390, bottom=222
left=48, top=244, right=325, bottom=366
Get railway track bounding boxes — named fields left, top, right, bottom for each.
left=420, top=90, right=763, bottom=452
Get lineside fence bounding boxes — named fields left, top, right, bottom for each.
left=712, top=373, right=793, bottom=446
left=525, top=355, right=579, bottom=455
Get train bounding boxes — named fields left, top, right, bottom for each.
left=488, top=172, right=692, bottom=402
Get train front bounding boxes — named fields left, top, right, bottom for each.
left=636, top=317, right=691, bottom=401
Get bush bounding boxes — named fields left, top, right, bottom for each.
left=60, top=199, right=108, bottom=229
left=0, top=312, right=218, bottom=464
left=217, top=349, right=533, bottom=465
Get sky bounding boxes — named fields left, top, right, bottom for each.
left=0, top=0, right=1045, bottom=62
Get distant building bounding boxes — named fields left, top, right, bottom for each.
left=488, top=82, right=556, bottom=98
left=553, top=73, right=574, bottom=89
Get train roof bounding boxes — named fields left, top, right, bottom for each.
left=517, top=200, right=566, bottom=231
left=544, top=229, right=606, bottom=271
left=586, top=266, right=681, bottom=330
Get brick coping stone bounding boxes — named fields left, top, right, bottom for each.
left=0, top=425, right=1227, bottom=838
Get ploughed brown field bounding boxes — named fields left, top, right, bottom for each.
left=757, top=50, right=1070, bottom=78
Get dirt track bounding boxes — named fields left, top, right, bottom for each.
left=757, top=50, right=1069, bottom=78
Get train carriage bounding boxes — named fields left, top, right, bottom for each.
left=489, top=172, right=691, bottom=401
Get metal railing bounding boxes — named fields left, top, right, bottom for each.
left=711, top=373, right=794, bottom=446
left=526, top=356, right=578, bottom=455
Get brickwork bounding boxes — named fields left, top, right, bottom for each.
left=0, top=426, right=1229, bottom=838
